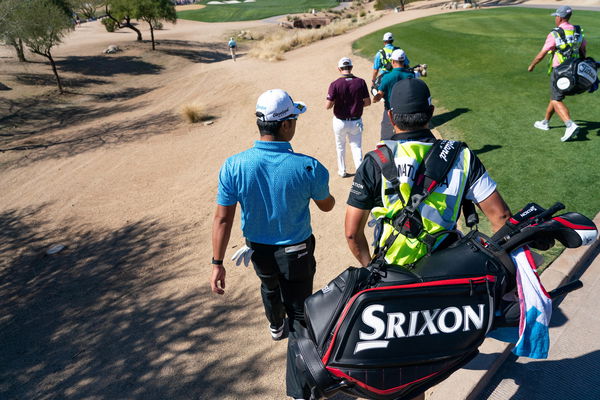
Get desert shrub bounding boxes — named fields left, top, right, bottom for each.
left=375, top=0, right=417, bottom=10
left=152, top=21, right=163, bottom=30
left=248, top=13, right=378, bottom=61
left=180, top=104, right=213, bottom=123
left=101, top=17, right=118, bottom=32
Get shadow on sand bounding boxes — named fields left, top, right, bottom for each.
left=0, top=111, right=180, bottom=166
left=0, top=96, right=148, bottom=141
left=0, top=204, right=277, bottom=399
left=156, top=39, right=233, bottom=63
left=15, top=73, right=108, bottom=88
left=57, top=56, right=163, bottom=77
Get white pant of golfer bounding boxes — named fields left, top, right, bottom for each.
left=332, top=117, right=363, bottom=177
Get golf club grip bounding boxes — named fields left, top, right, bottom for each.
left=548, top=280, right=583, bottom=299
left=535, top=202, right=565, bottom=222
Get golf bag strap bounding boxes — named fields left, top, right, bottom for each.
left=379, top=46, right=399, bottom=69
left=553, top=26, right=581, bottom=57
left=548, top=27, right=581, bottom=74
left=374, top=140, right=465, bottom=261
left=294, top=337, right=341, bottom=396
left=371, top=145, right=402, bottom=199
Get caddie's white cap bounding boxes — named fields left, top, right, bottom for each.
left=391, top=48, right=406, bottom=61
left=338, top=57, right=353, bottom=68
left=383, top=32, right=394, bottom=41
left=255, top=89, right=307, bottom=122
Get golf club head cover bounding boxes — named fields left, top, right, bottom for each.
left=491, top=203, right=546, bottom=245
left=501, top=211, right=597, bottom=252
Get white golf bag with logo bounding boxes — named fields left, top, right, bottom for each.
left=554, top=57, right=599, bottom=95
left=289, top=203, right=597, bottom=400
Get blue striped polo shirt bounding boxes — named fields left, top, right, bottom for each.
left=217, top=141, right=331, bottom=245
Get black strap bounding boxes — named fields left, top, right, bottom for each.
left=379, top=46, right=399, bottom=68
left=370, top=139, right=465, bottom=262
left=379, top=49, right=389, bottom=63
left=371, top=145, right=403, bottom=200
left=553, top=26, right=581, bottom=59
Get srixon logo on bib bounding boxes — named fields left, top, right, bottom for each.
left=353, top=303, right=486, bottom=354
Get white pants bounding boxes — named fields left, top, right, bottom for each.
left=332, top=117, right=363, bottom=176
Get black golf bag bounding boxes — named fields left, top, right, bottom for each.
left=554, top=57, right=599, bottom=96
left=290, top=203, right=597, bottom=400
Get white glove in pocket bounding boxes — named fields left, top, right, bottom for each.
left=231, top=245, right=254, bottom=267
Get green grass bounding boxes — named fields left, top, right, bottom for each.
left=177, top=0, right=338, bottom=22
left=354, top=7, right=600, bottom=266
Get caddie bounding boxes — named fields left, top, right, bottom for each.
left=528, top=5, right=587, bottom=142
left=345, top=79, right=511, bottom=271
left=210, top=89, right=335, bottom=341
left=371, top=32, right=411, bottom=86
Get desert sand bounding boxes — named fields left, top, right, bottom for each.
left=1, top=1, right=597, bottom=399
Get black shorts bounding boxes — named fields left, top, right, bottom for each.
left=550, top=68, right=565, bottom=101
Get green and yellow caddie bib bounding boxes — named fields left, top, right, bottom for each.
left=371, top=140, right=472, bottom=266
left=550, top=26, right=584, bottom=65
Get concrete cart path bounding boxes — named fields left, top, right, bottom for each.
left=478, top=242, right=600, bottom=399
left=428, top=212, right=600, bottom=400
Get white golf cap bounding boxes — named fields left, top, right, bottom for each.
left=338, top=57, right=353, bottom=68
left=383, top=32, right=394, bottom=41
left=391, top=48, right=406, bottom=61
left=256, top=89, right=307, bottom=122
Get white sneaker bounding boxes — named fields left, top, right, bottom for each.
left=533, top=120, right=549, bottom=131
left=561, top=123, right=579, bottom=142
left=270, top=320, right=287, bottom=341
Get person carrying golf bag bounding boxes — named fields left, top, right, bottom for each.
left=286, top=79, right=598, bottom=400
left=286, top=79, right=511, bottom=400
left=528, top=6, right=592, bottom=142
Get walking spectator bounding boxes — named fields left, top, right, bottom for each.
left=228, top=37, right=237, bottom=61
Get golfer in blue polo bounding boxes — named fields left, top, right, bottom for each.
left=210, top=89, right=335, bottom=341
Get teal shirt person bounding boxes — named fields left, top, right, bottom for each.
left=378, top=68, right=415, bottom=109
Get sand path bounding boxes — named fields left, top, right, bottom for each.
left=1, top=1, right=597, bottom=399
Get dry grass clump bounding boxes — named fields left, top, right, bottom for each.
left=180, top=103, right=214, bottom=123
left=248, top=14, right=379, bottom=61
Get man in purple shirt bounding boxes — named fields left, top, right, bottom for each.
left=326, top=57, right=371, bottom=178
left=528, top=6, right=587, bottom=142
